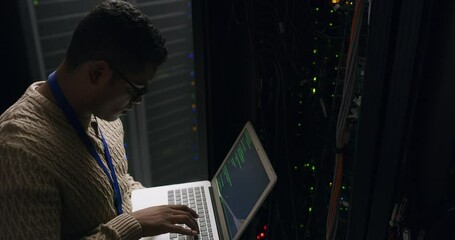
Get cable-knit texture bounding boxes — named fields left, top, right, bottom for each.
left=0, top=82, right=144, bottom=239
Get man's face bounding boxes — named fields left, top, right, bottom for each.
left=93, top=63, right=158, bottom=121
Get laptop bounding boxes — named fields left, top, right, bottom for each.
left=132, top=121, right=277, bottom=240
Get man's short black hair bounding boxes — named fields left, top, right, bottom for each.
left=65, top=0, right=167, bottom=73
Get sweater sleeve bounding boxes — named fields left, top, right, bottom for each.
left=126, top=173, right=145, bottom=190
left=81, top=213, right=143, bottom=240
left=0, top=144, right=62, bottom=239
left=0, top=144, right=143, bottom=240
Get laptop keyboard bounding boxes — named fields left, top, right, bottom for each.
left=168, top=186, right=214, bottom=240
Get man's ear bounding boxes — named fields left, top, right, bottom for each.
left=88, top=60, right=112, bottom=86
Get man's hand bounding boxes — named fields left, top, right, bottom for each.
left=130, top=205, right=199, bottom=237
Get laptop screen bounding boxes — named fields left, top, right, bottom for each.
left=215, top=125, right=273, bottom=239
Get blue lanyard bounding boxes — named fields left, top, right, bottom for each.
left=48, top=71, right=123, bottom=215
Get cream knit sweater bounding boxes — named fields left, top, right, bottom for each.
left=0, top=82, right=144, bottom=239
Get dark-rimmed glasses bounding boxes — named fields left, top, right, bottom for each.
left=111, top=66, right=149, bottom=102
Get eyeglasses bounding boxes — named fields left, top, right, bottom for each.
left=112, top=66, right=149, bottom=102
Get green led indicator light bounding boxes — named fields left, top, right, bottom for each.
left=299, top=100, right=303, bottom=104
left=309, top=207, right=313, bottom=212
left=330, top=9, right=334, bottom=13
left=329, top=23, right=333, bottom=27
left=342, top=186, right=346, bottom=190
left=334, top=66, right=338, bottom=70
left=312, top=88, right=316, bottom=94
left=310, top=187, right=314, bottom=191
left=315, top=7, right=320, bottom=11
left=311, top=166, right=316, bottom=171
left=331, top=94, right=335, bottom=97
left=312, top=61, right=316, bottom=65
left=336, top=54, right=339, bottom=58
left=304, top=163, right=310, bottom=167
left=294, top=166, right=298, bottom=170
left=313, top=49, right=318, bottom=54
left=298, top=123, right=302, bottom=127
left=313, top=77, right=317, bottom=82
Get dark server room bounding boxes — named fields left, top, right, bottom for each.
left=1, top=0, right=454, bottom=239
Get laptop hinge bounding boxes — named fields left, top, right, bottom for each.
left=209, top=186, right=224, bottom=240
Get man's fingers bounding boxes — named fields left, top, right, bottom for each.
left=131, top=204, right=200, bottom=237
left=169, top=214, right=199, bottom=232
left=169, top=204, right=199, bottom=218
left=167, top=205, right=199, bottom=233
left=167, top=222, right=199, bottom=236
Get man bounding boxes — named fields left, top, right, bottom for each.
left=0, top=1, right=199, bottom=239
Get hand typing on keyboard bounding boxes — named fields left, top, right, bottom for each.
left=130, top=204, right=200, bottom=237
left=168, top=187, right=213, bottom=240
